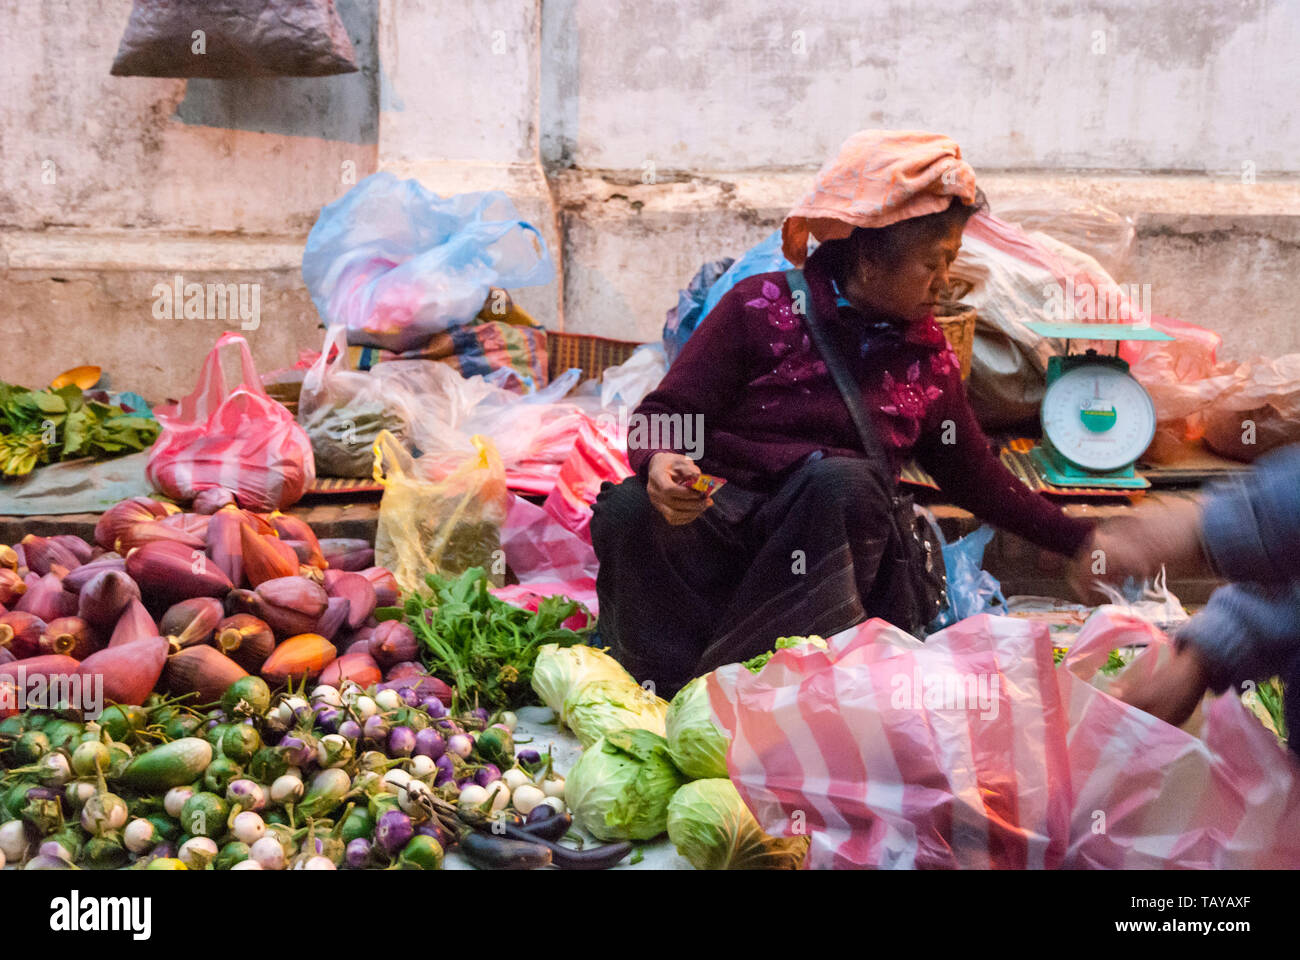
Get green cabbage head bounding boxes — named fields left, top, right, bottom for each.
left=665, top=675, right=731, bottom=780
left=562, top=679, right=667, bottom=748
left=531, top=644, right=635, bottom=724
left=667, top=778, right=809, bottom=870
left=565, top=729, right=689, bottom=841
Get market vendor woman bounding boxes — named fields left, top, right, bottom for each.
left=592, top=130, right=1095, bottom=696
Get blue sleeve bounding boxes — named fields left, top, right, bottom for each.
left=1176, top=582, right=1300, bottom=692
left=1199, top=444, right=1300, bottom=583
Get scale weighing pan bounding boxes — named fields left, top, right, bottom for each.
left=1023, top=322, right=1173, bottom=491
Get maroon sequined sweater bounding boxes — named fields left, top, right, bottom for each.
left=629, top=263, right=1092, bottom=556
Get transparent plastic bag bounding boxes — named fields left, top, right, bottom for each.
left=1201, top=354, right=1300, bottom=462
left=372, top=430, right=510, bottom=595
left=298, top=327, right=420, bottom=478
left=996, top=200, right=1136, bottom=278
left=302, top=173, right=554, bottom=352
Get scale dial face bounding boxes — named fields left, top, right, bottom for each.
left=1040, top=363, right=1156, bottom=472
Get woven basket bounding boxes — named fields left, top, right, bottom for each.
left=934, top=302, right=977, bottom=380
left=546, top=330, right=642, bottom=383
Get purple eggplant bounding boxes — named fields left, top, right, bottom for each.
left=316, top=707, right=343, bottom=733
left=516, top=749, right=541, bottom=765
left=374, top=810, right=413, bottom=856
left=362, top=714, right=389, bottom=744
left=388, top=726, right=416, bottom=757
left=345, top=837, right=372, bottom=869
left=473, top=764, right=502, bottom=788
left=433, top=754, right=455, bottom=786
left=338, top=719, right=362, bottom=740
left=278, top=735, right=315, bottom=769
left=421, top=697, right=448, bottom=719
left=413, top=728, right=445, bottom=761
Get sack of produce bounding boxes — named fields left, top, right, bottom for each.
left=111, top=0, right=358, bottom=78
left=302, top=173, right=554, bottom=353
left=667, top=778, right=808, bottom=870
left=373, top=431, right=509, bottom=596
left=145, top=333, right=315, bottom=511
left=299, top=327, right=415, bottom=478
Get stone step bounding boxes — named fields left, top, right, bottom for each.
left=0, top=486, right=1226, bottom=605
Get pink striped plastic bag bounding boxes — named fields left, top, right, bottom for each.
left=707, top=615, right=1072, bottom=869
left=708, top=610, right=1300, bottom=869
left=1061, top=611, right=1300, bottom=869
left=146, top=332, right=315, bottom=511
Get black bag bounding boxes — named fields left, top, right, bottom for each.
left=111, top=0, right=359, bottom=78
left=784, top=269, right=948, bottom=635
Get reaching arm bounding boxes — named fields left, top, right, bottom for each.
left=914, top=368, right=1093, bottom=556
left=1198, top=444, right=1300, bottom=583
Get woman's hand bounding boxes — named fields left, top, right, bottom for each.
left=1113, top=643, right=1211, bottom=729
left=647, top=452, right=714, bottom=526
left=1067, top=498, right=1211, bottom=602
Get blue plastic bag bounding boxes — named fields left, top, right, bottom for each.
left=926, top=523, right=1007, bottom=631
left=302, top=172, right=554, bottom=353
left=662, top=258, right=733, bottom=365
left=663, top=230, right=794, bottom=365
left=698, top=229, right=793, bottom=324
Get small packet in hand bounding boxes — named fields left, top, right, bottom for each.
left=684, top=473, right=727, bottom=496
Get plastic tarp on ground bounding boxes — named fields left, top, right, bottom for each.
left=708, top=612, right=1300, bottom=869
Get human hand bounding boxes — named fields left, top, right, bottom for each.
left=1113, top=642, right=1211, bottom=729
left=646, top=452, right=714, bottom=526
left=1067, top=498, right=1210, bottom=602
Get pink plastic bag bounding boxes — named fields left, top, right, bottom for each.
left=542, top=415, right=632, bottom=542
left=1062, top=611, right=1300, bottom=869
left=709, top=611, right=1300, bottom=869
left=498, top=494, right=598, bottom=614
left=146, top=332, right=316, bottom=510
left=708, top=615, right=1072, bottom=869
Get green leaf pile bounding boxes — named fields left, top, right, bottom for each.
left=0, top=381, right=159, bottom=478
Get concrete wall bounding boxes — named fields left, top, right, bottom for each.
left=0, top=0, right=1297, bottom=400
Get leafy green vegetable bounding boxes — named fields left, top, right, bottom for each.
left=741, top=635, right=828, bottom=674
left=531, top=643, right=635, bottom=723
left=562, top=679, right=668, bottom=748
left=0, top=380, right=159, bottom=477
left=564, top=729, right=688, bottom=841
left=667, top=778, right=809, bottom=870
left=404, top=567, right=593, bottom=710
left=665, top=675, right=730, bottom=780
left=1250, top=677, right=1287, bottom=743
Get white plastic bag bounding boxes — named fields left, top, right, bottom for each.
left=298, top=327, right=422, bottom=477
left=302, top=173, right=554, bottom=352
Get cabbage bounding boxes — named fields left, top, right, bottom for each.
left=565, top=729, right=689, bottom=841
left=741, top=634, right=828, bottom=673
left=531, top=644, right=635, bottom=723
left=666, top=778, right=809, bottom=870
left=665, top=675, right=731, bottom=780
left=562, top=679, right=668, bottom=748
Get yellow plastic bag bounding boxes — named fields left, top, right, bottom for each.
left=372, top=430, right=510, bottom=595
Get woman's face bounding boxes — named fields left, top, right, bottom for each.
left=848, top=223, right=965, bottom=323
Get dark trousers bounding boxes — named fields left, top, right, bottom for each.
left=590, top=456, right=901, bottom=698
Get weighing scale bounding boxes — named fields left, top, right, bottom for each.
left=1022, top=322, right=1174, bottom=490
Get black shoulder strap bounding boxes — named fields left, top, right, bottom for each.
left=785, top=268, right=892, bottom=470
